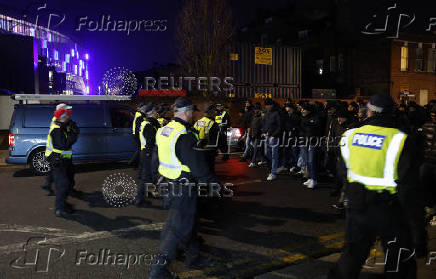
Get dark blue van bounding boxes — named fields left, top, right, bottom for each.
left=7, top=103, right=136, bottom=174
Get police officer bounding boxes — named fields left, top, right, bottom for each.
left=130, top=103, right=147, bottom=172
left=215, top=103, right=230, bottom=161
left=194, top=104, right=219, bottom=172
left=41, top=115, right=57, bottom=196
left=328, top=93, right=425, bottom=279
left=149, top=97, right=218, bottom=279
left=157, top=104, right=169, bottom=127
left=136, top=103, right=161, bottom=207
left=42, top=106, right=82, bottom=198
left=45, top=104, right=79, bottom=218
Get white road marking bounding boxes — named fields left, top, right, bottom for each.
left=232, top=179, right=263, bottom=186
left=0, top=222, right=164, bottom=256
left=0, top=224, right=77, bottom=237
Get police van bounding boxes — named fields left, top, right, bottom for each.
left=7, top=94, right=137, bottom=175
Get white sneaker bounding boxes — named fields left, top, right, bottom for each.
left=306, top=179, right=317, bottom=189
left=289, top=167, right=297, bottom=173
left=258, top=161, right=267, bottom=166
left=267, top=173, right=277, bottom=181
left=248, top=162, right=256, bottom=168
left=276, top=166, right=287, bottom=173
left=303, top=179, right=310, bottom=186
left=297, top=169, right=306, bottom=176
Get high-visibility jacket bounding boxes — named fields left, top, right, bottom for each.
left=157, top=118, right=165, bottom=127
left=132, top=111, right=142, bottom=135
left=156, top=120, right=191, bottom=179
left=139, top=119, right=158, bottom=150
left=45, top=121, right=72, bottom=159
left=193, top=116, right=214, bottom=140
left=340, top=125, right=407, bottom=194
left=215, top=111, right=227, bottom=125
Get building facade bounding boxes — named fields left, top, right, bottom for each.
left=390, top=37, right=436, bottom=105
left=0, top=12, right=90, bottom=95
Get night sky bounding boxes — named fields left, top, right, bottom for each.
left=0, top=0, right=434, bottom=91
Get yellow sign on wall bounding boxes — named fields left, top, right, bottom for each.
left=254, top=92, right=272, bottom=99
left=230, top=53, right=239, bottom=61
left=255, top=47, right=272, bottom=65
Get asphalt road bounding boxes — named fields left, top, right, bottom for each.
left=0, top=157, right=433, bottom=279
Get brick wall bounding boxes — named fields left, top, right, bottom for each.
left=390, top=40, right=436, bottom=105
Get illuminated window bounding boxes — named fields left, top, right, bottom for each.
left=401, top=46, right=408, bottom=71
left=316, top=59, right=324, bottom=75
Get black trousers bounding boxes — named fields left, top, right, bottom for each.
left=136, top=149, right=158, bottom=202
left=328, top=194, right=417, bottom=279
left=158, top=182, right=200, bottom=264
left=53, top=159, right=74, bottom=211
left=217, top=129, right=228, bottom=155
left=419, top=162, right=436, bottom=207
left=205, top=149, right=217, bottom=173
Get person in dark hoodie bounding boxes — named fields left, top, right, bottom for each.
left=240, top=104, right=255, bottom=162
left=262, top=98, right=282, bottom=181
left=330, top=109, right=355, bottom=208
left=324, top=101, right=339, bottom=178
left=282, top=102, right=301, bottom=173
left=300, top=102, right=321, bottom=189
left=248, top=103, right=266, bottom=167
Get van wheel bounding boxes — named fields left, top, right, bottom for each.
left=29, top=148, right=51, bottom=175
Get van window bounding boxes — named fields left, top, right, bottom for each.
left=72, top=106, right=106, bottom=127
left=110, top=108, right=133, bottom=128
left=23, top=107, right=54, bottom=128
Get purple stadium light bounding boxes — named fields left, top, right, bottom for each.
left=71, top=49, right=75, bottom=57
left=85, top=53, right=89, bottom=60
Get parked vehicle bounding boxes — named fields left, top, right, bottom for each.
left=7, top=103, right=136, bottom=175
left=227, top=126, right=244, bottom=150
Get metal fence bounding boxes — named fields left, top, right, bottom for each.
left=227, top=43, right=301, bottom=99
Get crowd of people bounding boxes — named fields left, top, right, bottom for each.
left=236, top=97, right=436, bottom=210
left=41, top=95, right=436, bottom=278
